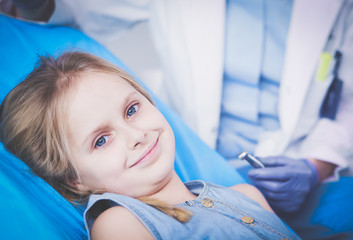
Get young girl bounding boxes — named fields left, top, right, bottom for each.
left=0, top=51, right=300, bottom=240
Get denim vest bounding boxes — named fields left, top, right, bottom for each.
left=84, top=180, right=300, bottom=239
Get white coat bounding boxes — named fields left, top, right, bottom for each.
left=50, top=0, right=353, bottom=170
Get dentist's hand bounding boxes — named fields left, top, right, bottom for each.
left=11, top=0, right=47, bottom=9
left=1, top=0, right=54, bottom=21
left=248, top=156, right=319, bottom=213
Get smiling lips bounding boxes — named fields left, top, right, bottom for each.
left=130, top=137, right=159, bottom=168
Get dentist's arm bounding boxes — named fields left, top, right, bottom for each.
left=308, top=158, right=336, bottom=181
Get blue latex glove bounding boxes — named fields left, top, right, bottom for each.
left=248, top=156, right=319, bottom=213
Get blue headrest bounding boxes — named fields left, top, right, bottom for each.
left=0, top=14, right=245, bottom=239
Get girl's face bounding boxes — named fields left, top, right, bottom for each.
left=66, top=71, right=175, bottom=198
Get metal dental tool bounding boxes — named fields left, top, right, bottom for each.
left=238, top=152, right=265, bottom=168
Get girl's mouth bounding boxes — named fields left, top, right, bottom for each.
left=130, top=137, right=159, bottom=168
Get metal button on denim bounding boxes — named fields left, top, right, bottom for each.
left=241, top=216, right=254, bottom=225
left=201, top=198, right=214, bottom=207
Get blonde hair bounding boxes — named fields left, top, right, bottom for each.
left=0, top=51, right=190, bottom=223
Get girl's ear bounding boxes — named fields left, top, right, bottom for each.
left=68, top=179, right=89, bottom=193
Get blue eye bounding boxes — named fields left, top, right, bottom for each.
left=127, top=104, right=139, bottom=118
left=95, top=136, right=108, bottom=148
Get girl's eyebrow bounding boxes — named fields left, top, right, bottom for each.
left=81, top=91, right=139, bottom=147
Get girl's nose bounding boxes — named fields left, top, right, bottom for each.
left=127, top=127, right=147, bottom=149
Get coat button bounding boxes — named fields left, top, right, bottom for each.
left=201, top=198, right=214, bottom=207
left=241, top=216, right=254, bottom=225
